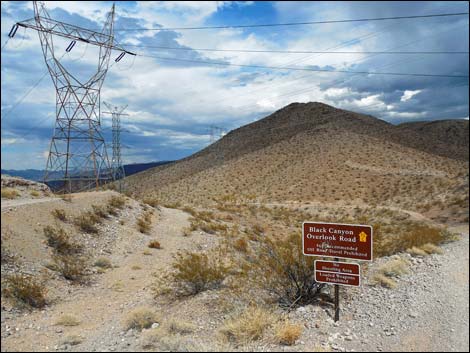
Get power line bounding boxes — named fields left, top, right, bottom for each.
left=123, top=44, right=469, bottom=55
left=114, top=12, right=469, bottom=31
left=137, top=53, right=469, bottom=78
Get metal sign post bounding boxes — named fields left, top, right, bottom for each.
left=335, top=281, right=340, bottom=322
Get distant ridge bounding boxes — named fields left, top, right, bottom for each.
left=1, top=161, right=173, bottom=182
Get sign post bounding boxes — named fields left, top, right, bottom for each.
left=302, top=222, right=373, bottom=322
left=334, top=257, right=340, bottom=322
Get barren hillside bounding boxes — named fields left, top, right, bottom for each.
left=122, top=102, right=469, bottom=222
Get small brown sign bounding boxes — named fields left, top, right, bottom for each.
left=315, top=260, right=360, bottom=275
left=303, top=222, right=373, bottom=261
left=315, top=270, right=360, bottom=287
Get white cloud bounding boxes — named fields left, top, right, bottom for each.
left=400, top=90, right=421, bottom=102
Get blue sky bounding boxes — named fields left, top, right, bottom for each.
left=1, top=1, right=469, bottom=169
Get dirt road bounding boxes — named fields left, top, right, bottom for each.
left=1, top=197, right=59, bottom=209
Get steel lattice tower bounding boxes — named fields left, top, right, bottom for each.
left=11, top=1, right=134, bottom=193
left=103, top=102, right=127, bottom=182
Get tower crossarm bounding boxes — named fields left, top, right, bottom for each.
left=16, top=17, right=135, bottom=55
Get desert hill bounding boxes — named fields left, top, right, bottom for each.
left=397, top=119, right=469, bottom=161
left=122, top=102, right=468, bottom=221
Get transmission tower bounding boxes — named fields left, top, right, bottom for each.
left=103, top=102, right=128, bottom=185
left=10, top=1, right=134, bottom=193
left=208, top=125, right=226, bottom=144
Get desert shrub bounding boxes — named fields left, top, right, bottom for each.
left=1, top=188, right=19, bottom=199
left=55, top=314, right=80, bottom=326
left=92, top=204, right=109, bottom=219
left=170, top=250, right=230, bottom=295
left=375, top=223, right=454, bottom=257
left=30, top=190, right=40, bottom=197
left=61, top=334, right=83, bottom=346
left=420, top=243, right=444, bottom=254
left=43, top=226, right=82, bottom=255
left=233, top=238, right=248, bottom=253
left=93, top=257, right=112, bottom=269
left=166, top=319, right=196, bottom=335
left=220, top=306, right=276, bottom=344
left=141, top=328, right=203, bottom=351
left=371, top=258, right=409, bottom=289
left=148, top=240, right=161, bottom=249
left=406, top=246, right=427, bottom=257
left=247, top=233, right=322, bottom=307
left=2, top=274, right=47, bottom=308
left=124, top=307, right=159, bottom=331
left=142, top=197, right=159, bottom=207
left=51, top=208, right=67, bottom=221
left=275, top=321, right=303, bottom=345
left=74, top=211, right=100, bottom=233
left=371, top=273, right=397, bottom=289
left=108, top=195, right=126, bottom=209
left=377, top=258, right=409, bottom=277
left=137, top=210, right=153, bottom=234
left=52, top=254, right=87, bottom=282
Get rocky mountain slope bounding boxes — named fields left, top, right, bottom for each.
left=122, top=103, right=468, bottom=221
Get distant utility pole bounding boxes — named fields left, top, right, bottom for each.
left=10, top=1, right=135, bottom=193
left=208, top=125, right=226, bottom=144
left=103, top=103, right=128, bottom=190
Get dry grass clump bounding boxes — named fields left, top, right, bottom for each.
left=163, top=201, right=181, bottom=209
left=247, top=233, right=322, bottom=307
left=189, top=219, right=228, bottom=235
left=233, top=237, right=249, bottom=253
left=371, top=258, right=409, bottom=289
left=2, top=274, right=47, bottom=308
left=137, top=210, right=153, bottom=234
left=141, top=327, right=201, bottom=351
left=30, top=190, right=40, bottom=197
left=1, top=188, right=19, bottom=199
left=51, top=208, right=67, bottom=221
left=93, top=257, right=113, bottom=269
left=169, top=250, right=230, bottom=295
left=52, top=254, right=87, bottom=282
left=55, top=314, right=80, bottom=326
left=61, top=334, right=83, bottom=346
left=148, top=240, right=161, bottom=249
left=220, top=306, right=276, bottom=344
left=43, top=226, right=82, bottom=255
left=92, top=204, right=109, bottom=219
left=124, top=307, right=159, bottom=331
left=74, top=211, right=101, bottom=234
left=166, top=319, right=196, bottom=335
left=275, top=320, right=303, bottom=345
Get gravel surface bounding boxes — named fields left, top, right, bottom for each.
left=307, top=226, right=469, bottom=352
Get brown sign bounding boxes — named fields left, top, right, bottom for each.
left=315, top=260, right=360, bottom=275
left=303, top=222, right=373, bottom=261
left=315, top=270, right=360, bottom=287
